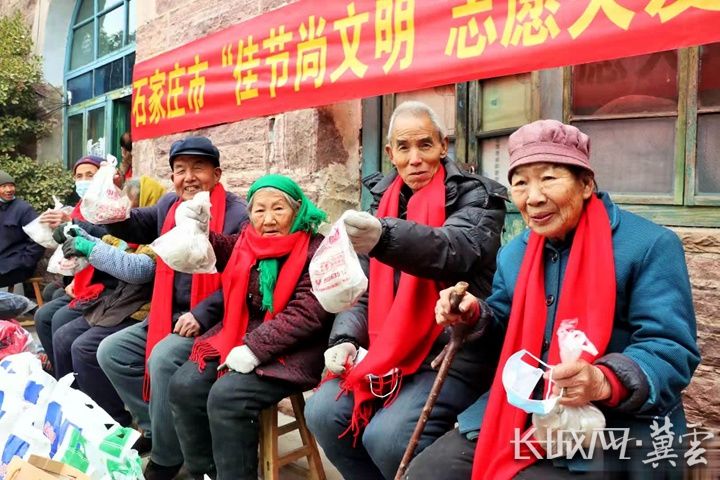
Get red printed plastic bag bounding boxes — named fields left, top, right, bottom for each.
left=80, top=156, right=132, bottom=224
left=0, top=321, right=34, bottom=360
left=309, top=213, right=368, bottom=313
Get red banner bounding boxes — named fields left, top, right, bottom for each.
left=132, top=0, right=720, bottom=140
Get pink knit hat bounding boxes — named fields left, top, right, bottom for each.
left=507, top=119, right=592, bottom=181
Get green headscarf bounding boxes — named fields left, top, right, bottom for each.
left=247, top=174, right=327, bottom=311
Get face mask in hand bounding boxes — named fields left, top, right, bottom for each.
left=502, top=350, right=559, bottom=416
left=75, top=180, right=91, bottom=198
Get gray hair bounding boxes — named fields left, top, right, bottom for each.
left=387, top=101, right=447, bottom=143
left=248, top=187, right=300, bottom=213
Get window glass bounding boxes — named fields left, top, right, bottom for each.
left=98, top=7, right=125, bottom=58
left=696, top=113, right=720, bottom=195
left=572, top=51, right=678, bottom=116
left=481, top=74, right=533, bottom=131
left=94, top=58, right=124, bottom=96
left=97, top=0, right=122, bottom=11
left=480, top=136, right=510, bottom=187
left=574, top=118, right=676, bottom=195
left=70, top=22, right=94, bottom=70
left=699, top=42, right=720, bottom=109
left=75, top=0, right=93, bottom=24
left=67, top=114, right=84, bottom=163
left=127, top=0, right=136, bottom=44
left=88, top=107, right=106, bottom=151
left=124, top=52, right=135, bottom=85
left=67, top=72, right=93, bottom=104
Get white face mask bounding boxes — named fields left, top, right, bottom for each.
left=502, top=350, right=560, bottom=415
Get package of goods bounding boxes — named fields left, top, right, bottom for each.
left=532, top=319, right=606, bottom=452
left=309, top=213, right=368, bottom=313
left=151, top=191, right=217, bottom=274
left=80, top=156, right=131, bottom=225
left=0, top=354, right=143, bottom=479
left=0, top=321, right=35, bottom=360
left=0, top=293, right=35, bottom=321
left=22, top=196, right=68, bottom=249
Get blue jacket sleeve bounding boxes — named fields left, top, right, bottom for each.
left=87, top=241, right=156, bottom=284
left=19, top=203, right=45, bottom=267
left=190, top=289, right=224, bottom=332
left=618, top=229, right=700, bottom=414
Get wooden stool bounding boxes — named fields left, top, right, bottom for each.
left=259, top=393, right=326, bottom=480
left=7, top=277, right=44, bottom=307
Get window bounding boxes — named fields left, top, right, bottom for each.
left=565, top=43, right=720, bottom=226
left=65, top=0, right=135, bottom=165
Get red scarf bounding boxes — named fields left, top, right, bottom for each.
left=69, top=201, right=104, bottom=308
left=471, top=194, right=616, bottom=480
left=189, top=227, right=311, bottom=371
left=143, top=184, right=227, bottom=401
left=339, top=165, right=446, bottom=441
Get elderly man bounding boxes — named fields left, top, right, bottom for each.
left=0, top=170, right=45, bottom=290
left=96, top=136, right=247, bottom=480
left=305, top=101, right=507, bottom=480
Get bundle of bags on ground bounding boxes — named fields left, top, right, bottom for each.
left=0, top=352, right=143, bottom=479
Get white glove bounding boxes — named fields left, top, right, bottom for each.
left=343, top=210, right=382, bottom=254
left=324, top=342, right=358, bottom=374
left=218, top=345, right=260, bottom=374
left=176, top=198, right=210, bottom=232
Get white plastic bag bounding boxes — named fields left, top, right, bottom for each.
left=80, top=156, right=132, bottom=224
left=151, top=191, right=217, bottom=274
left=22, top=196, right=65, bottom=248
left=309, top=212, right=368, bottom=313
left=532, top=319, right=606, bottom=451
left=47, top=225, right=89, bottom=276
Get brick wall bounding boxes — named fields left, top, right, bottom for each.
left=674, top=228, right=720, bottom=431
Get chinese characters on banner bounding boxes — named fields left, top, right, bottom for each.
left=132, top=0, right=720, bottom=140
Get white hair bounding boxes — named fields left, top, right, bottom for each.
left=248, top=187, right=300, bottom=213
left=387, top=101, right=447, bottom=143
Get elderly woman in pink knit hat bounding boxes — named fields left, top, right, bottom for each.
left=407, top=119, right=700, bottom=479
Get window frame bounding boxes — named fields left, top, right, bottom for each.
left=562, top=46, right=720, bottom=227
left=63, top=0, right=135, bottom=167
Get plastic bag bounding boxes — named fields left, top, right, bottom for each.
left=532, top=319, right=606, bottom=452
left=151, top=191, right=217, bottom=274
left=47, top=244, right=88, bottom=277
left=0, top=321, right=34, bottom=360
left=0, top=293, right=34, bottom=321
left=22, top=196, right=66, bottom=248
left=309, top=212, right=368, bottom=313
left=80, top=156, right=132, bottom=224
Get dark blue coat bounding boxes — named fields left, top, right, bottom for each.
left=0, top=198, right=45, bottom=276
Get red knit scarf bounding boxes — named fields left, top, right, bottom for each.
left=69, top=201, right=104, bottom=308
left=339, top=165, right=446, bottom=441
left=471, top=194, right=616, bottom=480
left=189, top=227, right=311, bottom=371
left=143, top=184, right=227, bottom=401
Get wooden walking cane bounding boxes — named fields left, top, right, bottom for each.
left=394, top=281, right=475, bottom=480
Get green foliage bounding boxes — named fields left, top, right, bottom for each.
left=0, top=154, right=74, bottom=210
left=0, top=11, right=68, bottom=211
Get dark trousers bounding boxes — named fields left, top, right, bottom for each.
left=0, top=266, right=36, bottom=288
left=169, top=360, right=296, bottom=480
left=305, top=371, right=477, bottom=480
left=52, top=316, right=135, bottom=426
left=34, top=294, right=84, bottom=361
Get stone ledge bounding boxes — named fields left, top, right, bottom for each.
left=673, top=227, right=720, bottom=254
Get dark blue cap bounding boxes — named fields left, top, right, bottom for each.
left=169, top=136, right=220, bottom=168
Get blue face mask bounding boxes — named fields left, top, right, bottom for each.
left=502, top=350, right=560, bottom=416
left=75, top=180, right=92, bottom=198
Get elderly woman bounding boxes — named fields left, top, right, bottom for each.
left=408, top=119, right=700, bottom=479
left=168, top=174, right=333, bottom=480
left=49, top=176, right=165, bottom=428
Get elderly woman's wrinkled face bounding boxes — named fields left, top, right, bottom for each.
left=386, top=113, right=448, bottom=192
left=510, top=163, right=594, bottom=242
left=250, top=189, right=296, bottom=237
